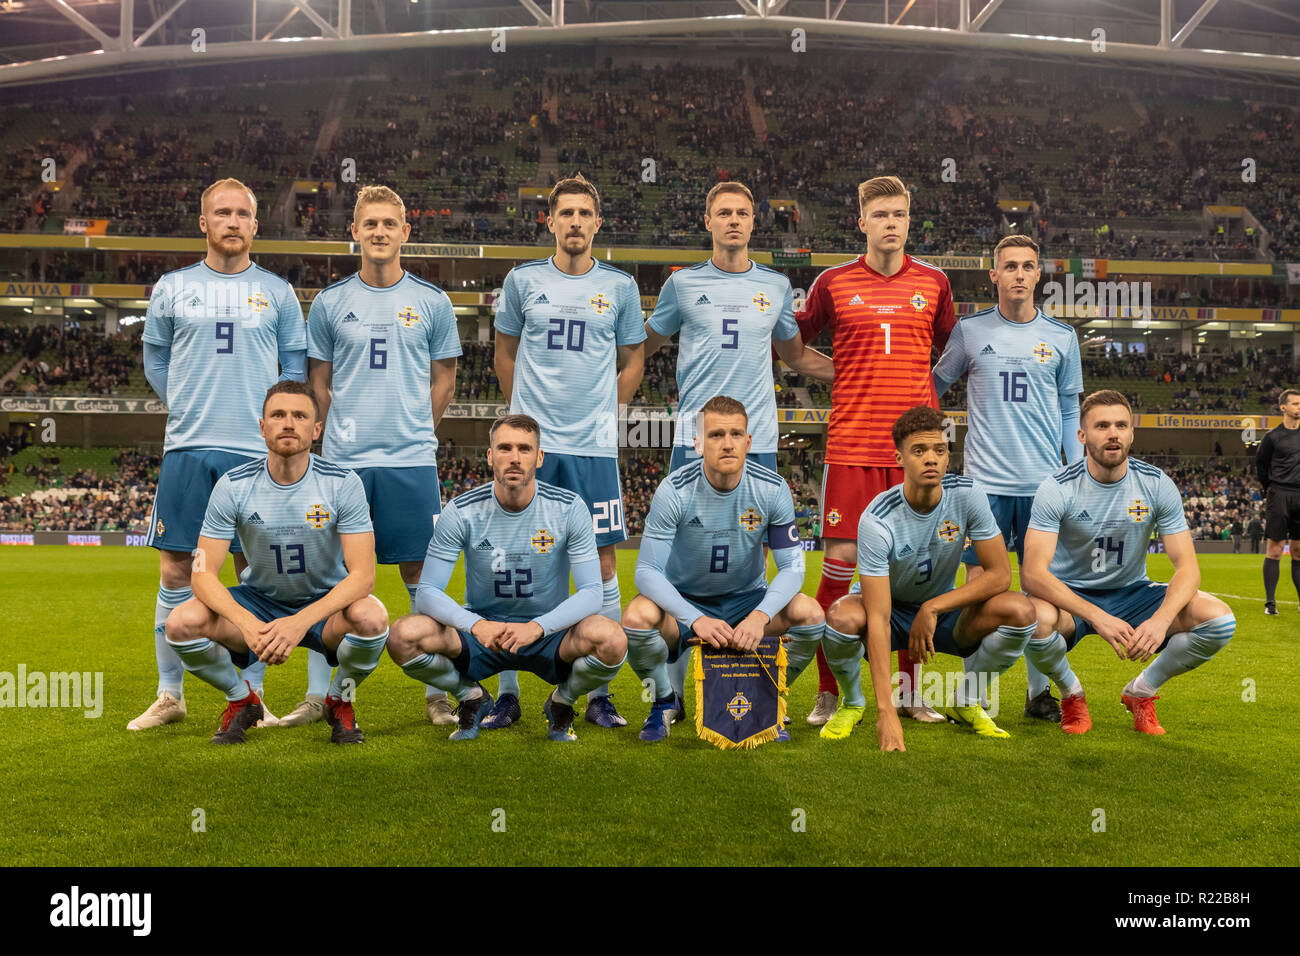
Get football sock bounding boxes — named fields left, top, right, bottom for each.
left=813, top=557, right=854, bottom=694
left=405, top=583, right=446, bottom=701
left=958, top=622, right=1036, bottom=706
left=624, top=627, right=671, bottom=701
left=1264, top=557, right=1279, bottom=603
left=401, top=653, right=475, bottom=698
left=167, top=636, right=247, bottom=701
left=1024, top=657, right=1052, bottom=698
left=241, top=659, right=267, bottom=696
left=556, top=652, right=626, bottom=707
left=1292, top=558, right=1300, bottom=600
left=306, top=649, right=332, bottom=699
left=496, top=670, right=521, bottom=698
left=1025, top=630, right=1082, bottom=698
left=1135, top=613, right=1235, bottom=693
left=588, top=577, right=623, bottom=700
left=154, top=584, right=191, bottom=697
left=784, top=623, right=824, bottom=684
left=329, top=630, right=388, bottom=699
left=667, top=650, right=691, bottom=699
left=820, top=624, right=867, bottom=708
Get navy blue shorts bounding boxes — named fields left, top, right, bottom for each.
left=354, top=465, right=442, bottom=564
left=871, top=601, right=970, bottom=659
left=148, top=449, right=258, bottom=552
left=537, top=452, right=626, bottom=548
left=668, top=447, right=779, bottom=474
left=962, top=494, right=1034, bottom=566
left=224, top=585, right=336, bottom=668
left=671, top=588, right=768, bottom=663
left=1067, top=580, right=1171, bottom=651
left=454, top=625, right=572, bottom=685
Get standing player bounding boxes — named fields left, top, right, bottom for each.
left=796, top=175, right=956, bottom=728
left=132, top=178, right=306, bottom=731
left=298, top=186, right=460, bottom=728
left=385, top=415, right=628, bottom=742
left=1021, top=391, right=1236, bottom=734
left=1256, top=387, right=1300, bottom=615
left=490, top=173, right=645, bottom=729
left=823, top=407, right=1037, bottom=749
left=163, top=382, right=389, bottom=744
left=621, top=397, right=826, bottom=741
left=642, top=180, right=832, bottom=714
left=932, top=235, right=1084, bottom=722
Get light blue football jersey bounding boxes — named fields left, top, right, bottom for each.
left=648, top=259, right=799, bottom=455
left=857, top=475, right=1001, bottom=605
left=1028, top=457, right=1187, bottom=591
left=494, top=256, right=645, bottom=458
left=426, top=480, right=598, bottom=622
left=144, top=261, right=306, bottom=456
left=307, top=271, right=461, bottom=468
left=933, top=307, right=1083, bottom=496
left=641, top=459, right=797, bottom=597
left=200, top=454, right=373, bottom=605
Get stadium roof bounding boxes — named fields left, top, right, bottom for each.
left=2, top=1, right=1300, bottom=88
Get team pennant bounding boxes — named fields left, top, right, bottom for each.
left=693, top=635, right=787, bottom=750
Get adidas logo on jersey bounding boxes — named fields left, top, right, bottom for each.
left=1075, top=510, right=1092, bottom=521
left=688, top=516, right=704, bottom=527
left=475, top=538, right=494, bottom=551
left=534, top=293, right=549, bottom=304
left=695, top=294, right=711, bottom=306
left=981, top=344, right=996, bottom=354
left=898, top=544, right=914, bottom=556
left=341, top=311, right=359, bottom=324
left=849, top=294, right=864, bottom=305
left=248, top=512, right=264, bottom=525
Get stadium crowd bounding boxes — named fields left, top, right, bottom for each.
left=2, top=324, right=141, bottom=396
left=9, top=54, right=1300, bottom=261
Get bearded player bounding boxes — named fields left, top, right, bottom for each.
left=163, top=382, right=388, bottom=745
left=490, top=173, right=645, bottom=729
left=385, top=415, right=627, bottom=743
left=1021, top=391, right=1235, bottom=734
left=796, top=175, right=956, bottom=728
left=134, top=178, right=307, bottom=731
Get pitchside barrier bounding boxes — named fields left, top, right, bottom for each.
left=0, top=532, right=1276, bottom=555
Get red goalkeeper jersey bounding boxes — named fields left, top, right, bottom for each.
left=796, top=254, right=956, bottom=467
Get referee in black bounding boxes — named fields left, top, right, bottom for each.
left=1255, top=387, right=1300, bottom=614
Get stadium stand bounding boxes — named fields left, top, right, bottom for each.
left=4, top=53, right=1300, bottom=259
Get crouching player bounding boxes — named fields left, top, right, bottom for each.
left=385, top=414, right=627, bottom=742
left=621, top=396, right=826, bottom=742
left=824, top=406, right=1037, bottom=750
left=1020, top=390, right=1235, bottom=735
left=164, top=382, right=389, bottom=744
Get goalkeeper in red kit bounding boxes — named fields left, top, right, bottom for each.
left=796, top=175, right=956, bottom=735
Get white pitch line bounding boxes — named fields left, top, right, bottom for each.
left=1207, top=591, right=1298, bottom=606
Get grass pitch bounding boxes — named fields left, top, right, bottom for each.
left=1, top=547, right=1295, bottom=866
